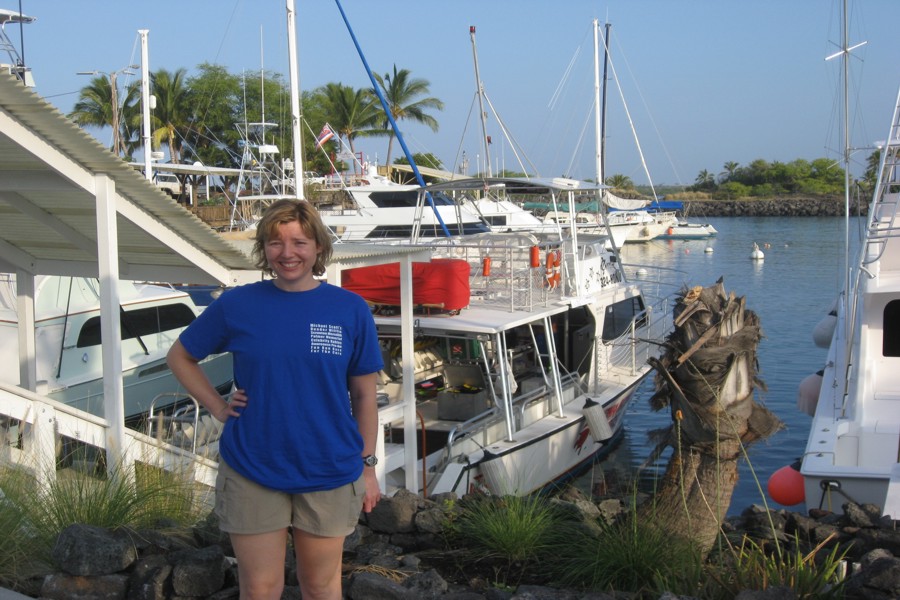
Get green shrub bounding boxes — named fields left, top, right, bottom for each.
left=543, top=507, right=706, bottom=597
left=0, top=451, right=206, bottom=573
left=710, top=534, right=847, bottom=599
left=444, top=493, right=567, bottom=586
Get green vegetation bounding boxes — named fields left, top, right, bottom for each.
left=0, top=454, right=206, bottom=588
left=0, top=455, right=850, bottom=599
left=443, top=493, right=568, bottom=587
left=687, top=156, right=877, bottom=200
left=441, top=491, right=848, bottom=599
left=67, top=62, right=443, bottom=186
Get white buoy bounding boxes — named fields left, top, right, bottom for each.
left=704, top=246, right=714, bottom=254
left=636, top=268, right=648, bottom=278
left=750, top=242, right=765, bottom=261
left=797, top=370, right=824, bottom=417
left=812, top=297, right=839, bottom=348
left=582, top=397, right=614, bottom=442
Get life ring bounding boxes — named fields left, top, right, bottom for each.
left=544, top=250, right=561, bottom=289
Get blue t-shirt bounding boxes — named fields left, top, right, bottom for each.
left=178, top=280, right=383, bottom=493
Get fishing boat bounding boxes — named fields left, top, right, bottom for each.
left=0, top=275, right=233, bottom=420
left=335, top=176, right=673, bottom=496
left=799, top=86, right=900, bottom=517
left=795, top=0, right=900, bottom=516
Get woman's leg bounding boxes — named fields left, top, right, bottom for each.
left=291, top=528, right=345, bottom=600
left=230, top=529, right=289, bottom=600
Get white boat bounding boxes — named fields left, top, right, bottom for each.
left=606, top=209, right=679, bottom=243
left=313, top=165, right=492, bottom=241
left=654, top=219, right=718, bottom=240
left=0, top=275, right=233, bottom=420
left=337, top=176, right=673, bottom=497
left=798, top=82, right=900, bottom=516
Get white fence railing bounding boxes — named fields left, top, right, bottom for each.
left=0, top=382, right=218, bottom=499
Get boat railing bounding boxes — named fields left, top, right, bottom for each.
left=428, top=234, right=567, bottom=312
left=442, top=406, right=506, bottom=461
left=514, top=371, right=583, bottom=426
left=594, top=281, right=673, bottom=382
left=863, top=93, right=900, bottom=265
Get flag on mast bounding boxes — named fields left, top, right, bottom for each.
left=315, top=124, right=335, bottom=149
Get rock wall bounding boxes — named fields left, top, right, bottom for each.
left=682, top=196, right=868, bottom=217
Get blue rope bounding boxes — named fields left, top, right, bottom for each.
left=332, top=0, right=451, bottom=238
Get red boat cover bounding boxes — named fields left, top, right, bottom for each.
left=341, top=258, right=471, bottom=310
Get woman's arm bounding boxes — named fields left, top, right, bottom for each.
left=348, top=372, right=381, bottom=512
left=167, top=340, right=245, bottom=422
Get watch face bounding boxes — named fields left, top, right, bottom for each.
left=363, top=455, right=378, bottom=467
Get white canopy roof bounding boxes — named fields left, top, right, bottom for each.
left=0, top=73, right=258, bottom=286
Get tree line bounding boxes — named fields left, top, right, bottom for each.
left=69, top=62, right=880, bottom=200
left=688, top=153, right=880, bottom=200
left=67, top=63, right=444, bottom=182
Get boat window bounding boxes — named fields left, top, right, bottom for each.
left=76, top=303, right=197, bottom=348
left=884, top=300, right=900, bottom=356
left=601, top=296, right=647, bottom=341
left=482, top=216, right=508, bottom=226
left=368, top=190, right=419, bottom=208
left=366, top=225, right=415, bottom=239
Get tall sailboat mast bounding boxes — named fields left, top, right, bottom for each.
left=286, top=0, right=304, bottom=199
left=593, top=20, right=611, bottom=188
left=825, top=0, right=866, bottom=328
left=470, top=26, right=492, bottom=177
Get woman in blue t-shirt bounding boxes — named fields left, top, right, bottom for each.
left=167, top=199, right=383, bottom=600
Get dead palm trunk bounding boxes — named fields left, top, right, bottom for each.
left=641, top=279, right=783, bottom=555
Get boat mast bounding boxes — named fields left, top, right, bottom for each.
left=841, top=0, right=850, bottom=308
left=139, top=29, right=152, bottom=183
left=593, top=20, right=611, bottom=188
left=470, top=26, right=492, bottom=177
left=286, top=0, right=304, bottom=199
left=825, top=0, right=866, bottom=329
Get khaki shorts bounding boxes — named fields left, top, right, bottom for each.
left=215, top=460, right=365, bottom=537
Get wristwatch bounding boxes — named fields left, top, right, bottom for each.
left=362, top=454, right=378, bottom=467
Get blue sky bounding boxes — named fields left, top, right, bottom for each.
left=15, top=0, right=900, bottom=185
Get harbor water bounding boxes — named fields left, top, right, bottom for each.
left=574, top=215, right=863, bottom=516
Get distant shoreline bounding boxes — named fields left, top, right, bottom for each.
left=681, top=195, right=868, bottom=217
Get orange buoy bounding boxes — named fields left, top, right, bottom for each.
left=482, top=256, right=491, bottom=277
left=530, top=245, right=541, bottom=268
left=767, top=463, right=805, bottom=506
left=667, top=226, right=674, bottom=235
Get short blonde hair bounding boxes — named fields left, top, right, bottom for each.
left=252, top=200, right=333, bottom=277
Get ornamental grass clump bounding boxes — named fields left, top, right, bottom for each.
left=0, top=466, right=40, bottom=588
left=543, top=505, right=708, bottom=597
left=0, top=444, right=206, bottom=570
left=444, top=493, right=568, bottom=586
left=709, top=533, right=848, bottom=599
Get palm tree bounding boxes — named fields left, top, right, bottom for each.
left=372, top=65, right=444, bottom=171
left=149, top=68, right=191, bottom=163
left=604, top=173, right=633, bottom=190
left=720, top=161, right=740, bottom=182
left=312, top=83, right=381, bottom=171
left=694, top=169, right=715, bottom=191
left=69, top=75, right=139, bottom=157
